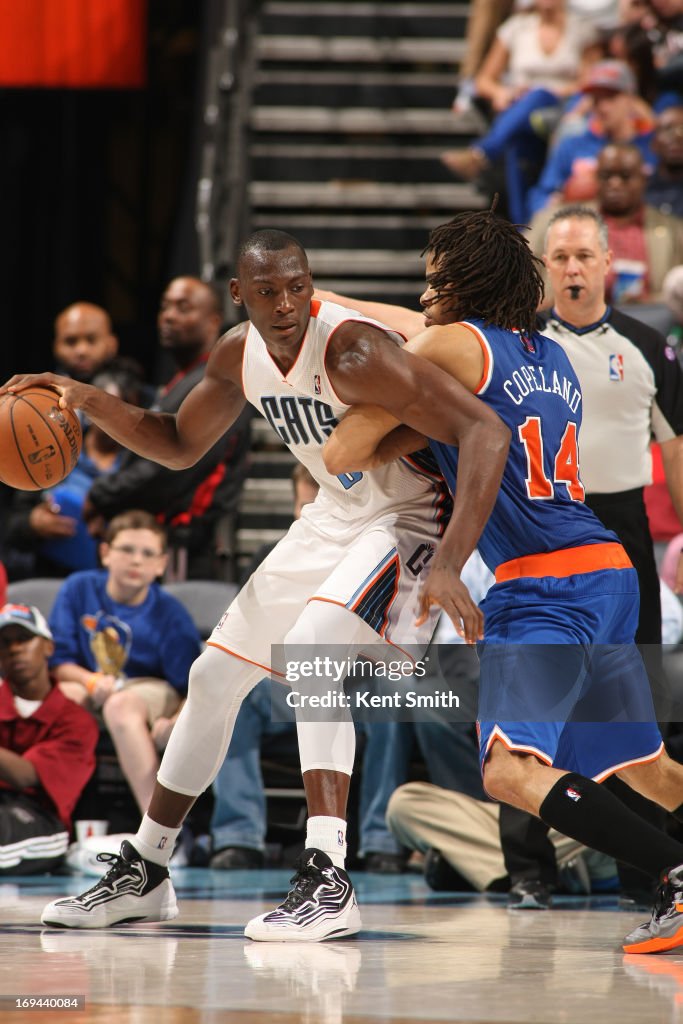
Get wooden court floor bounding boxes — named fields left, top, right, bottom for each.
left=0, top=868, right=680, bottom=1024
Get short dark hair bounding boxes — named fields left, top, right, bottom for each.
left=236, top=230, right=307, bottom=273
left=423, top=210, right=544, bottom=335
left=105, top=510, right=167, bottom=551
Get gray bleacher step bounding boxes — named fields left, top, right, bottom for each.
left=236, top=527, right=289, bottom=552
left=251, top=416, right=288, bottom=445
left=241, top=477, right=295, bottom=515
left=254, top=69, right=459, bottom=90
left=249, top=139, right=480, bottom=161
left=250, top=212, right=456, bottom=232
left=256, top=36, right=466, bottom=65
left=251, top=105, right=470, bottom=134
left=310, top=278, right=425, bottom=297
left=249, top=180, right=486, bottom=208
left=306, top=248, right=423, bottom=274
left=262, top=2, right=470, bottom=17
left=249, top=451, right=298, bottom=479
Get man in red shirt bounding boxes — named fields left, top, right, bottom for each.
left=0, top=604, right=98, bottom=874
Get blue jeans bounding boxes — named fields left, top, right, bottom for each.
left=477, top=87, right=558, bottom=224
left=212, top=658, right=485, bottom=856
left=356, top=649, right=485, bottom=855
left=211, top=671, right=409, bottom=856
left=358, top=716, right=486, bottom=855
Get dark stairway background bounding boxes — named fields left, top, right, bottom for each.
left=213, top=0, right=485, bottom=573
left=247, top=0, right=485, bottom=308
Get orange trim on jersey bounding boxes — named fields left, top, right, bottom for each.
left=205, top=640, right=285, bottom=679
left=310, top=299, right=321, bottom=317
left=306, top=596, right=421, bottom=665
left=593, top=741, right=664, bottom=783
left=484, top=727, right=554, bottom=767
left=495, top=542, right=632, bottom=583
left=456, top=321, right=492, bottom=394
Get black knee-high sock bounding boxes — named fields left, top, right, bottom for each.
left=539, top=773, right=683, bottom=880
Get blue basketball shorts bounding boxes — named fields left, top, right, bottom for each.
left=476, top=566, right=663, bottom=780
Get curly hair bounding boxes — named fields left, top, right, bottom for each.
left=422, top=209, right=544, bottom=336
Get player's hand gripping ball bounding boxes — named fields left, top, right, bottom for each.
left=0, top=386, right=82, bottom=490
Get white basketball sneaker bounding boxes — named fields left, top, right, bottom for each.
left=244, top=848, right=361, bottom=942
left=41, top=840, right=178, bottom=929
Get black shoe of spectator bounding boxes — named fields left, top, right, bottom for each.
left=210, top=847, right=265, bottom=870
left=363, top=852, right=406, bottom=874
left=507, top=880, right=553, bottom=910
left=188, top=837, right=211, bottom=868
left=423, top=849, right=475, bottom=892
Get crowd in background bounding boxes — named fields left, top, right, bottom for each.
left=2, top=0, right=683, bottom=908
left=444, top=0, right=683, bottom=322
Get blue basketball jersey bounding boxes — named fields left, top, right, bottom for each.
left=429, top=320, right=619, bottom=572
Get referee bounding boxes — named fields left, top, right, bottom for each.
left=541, top=204, right=683, bottom=646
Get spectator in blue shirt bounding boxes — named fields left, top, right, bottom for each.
left=48, top=510, right=201, bottom=812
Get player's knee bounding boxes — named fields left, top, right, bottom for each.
left=102, top=689, right=143, bottom=728
left=385, top=784, right=417, bottom=836
left=482, top=760, right=507, bottom=803
left=622, top=750, right=680, bottom=794
left=482, top=746, right=521, bottom=804
left=185, top=646, right=246, bottom=709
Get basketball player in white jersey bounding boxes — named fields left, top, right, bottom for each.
left=4, top=230, right=509, bottom=941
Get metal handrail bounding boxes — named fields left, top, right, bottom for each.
left=195, top=1, right=259, bottom=306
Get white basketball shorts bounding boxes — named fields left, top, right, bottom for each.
left=206, top=501, right=443, bottom=678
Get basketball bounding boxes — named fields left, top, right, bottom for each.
left=0, top=386, right=82, bottom=490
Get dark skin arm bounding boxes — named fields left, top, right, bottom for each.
left=0, top=748, right=39, bottom=788
left=325, top=322, right=510, bottom=640
left=2, top=326, right=249, bottom=469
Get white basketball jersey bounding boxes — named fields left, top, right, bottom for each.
left=242, top=299, right=448, bottom=523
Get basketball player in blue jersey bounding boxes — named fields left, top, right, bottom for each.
left=324, top=210, right=683, bottom=955
left=2, top=230, right=510, bottom=941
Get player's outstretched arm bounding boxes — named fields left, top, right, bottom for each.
left=314, top=289, right=424, bottom=339
left=326, top=322, right=509, bottom=641
left=323, top=405, right=426, bottom=473
left=2, top=327, right=248, bottom=470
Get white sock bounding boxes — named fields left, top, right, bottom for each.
left=305, top=815, right=347, bottom=869
left=131, top=814, right=181, bottom=866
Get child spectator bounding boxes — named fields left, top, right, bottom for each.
left=48, top=510, right=201, bottom=813
left=0, top=604, right=98, bottom=873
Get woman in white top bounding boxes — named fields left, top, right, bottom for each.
left=442, top=0, right=601, bottom=221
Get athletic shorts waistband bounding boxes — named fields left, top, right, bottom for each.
left=494, top=542, right=633, bottom=583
